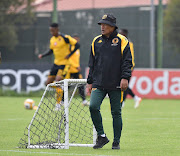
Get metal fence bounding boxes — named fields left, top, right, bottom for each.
left=1, top=3, right=180, bottom=69
left=0, top=0, right=180, bottom=93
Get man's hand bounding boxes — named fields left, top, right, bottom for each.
left=38, top=54, right=42, bottom=59
left=120, top=79, right=128, bottom=91
left=87, top=84, right=92, bottom=93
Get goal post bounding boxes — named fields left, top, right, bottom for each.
left=19, top=79, right=97, bottom=149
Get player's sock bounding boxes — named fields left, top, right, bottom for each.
left=56, top=87, right=63, bottom=104
left=133, top=95, right=139, bottom=101
left=101, top=134, right=106, bottom=137
left=56, top=104, right=61, bottom=108
left=82, top=100, right=90, bottom=106
left=134, top=96, right=142, bottom=109
left=54, top=103, right=61, bottom=111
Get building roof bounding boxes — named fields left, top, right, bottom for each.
left=33, top=0, right=168, bottom=12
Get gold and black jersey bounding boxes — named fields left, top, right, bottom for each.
left=69, top=45, right=80, bottom=73
left=49, top=34, right=77, bottom=65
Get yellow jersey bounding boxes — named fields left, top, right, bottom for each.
left=49, top=34, right=77, bottom=65
left=69, top=45, right=80, bottom=73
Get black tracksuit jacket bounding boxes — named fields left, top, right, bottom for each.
left=87, top=30, right=133, bottom=90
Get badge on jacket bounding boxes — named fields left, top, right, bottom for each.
left=111, top=38, right=119, bottom=46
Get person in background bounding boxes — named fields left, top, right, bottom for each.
left=38, top=23, right=80, bottom=110
left=119, top=29, right=142, bottom=109
left=69, top=34, right=89, bottom=106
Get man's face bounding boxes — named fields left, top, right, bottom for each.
left=101, top=23, right=115, bottom=36
left=49, top=27, right=59, bottom=36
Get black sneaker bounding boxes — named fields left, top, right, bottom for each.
left=112, top=142, right=120, bottom=149
left=93, top=135, right=109, bottom=149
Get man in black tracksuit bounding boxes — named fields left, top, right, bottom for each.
left=87, top=14, right=133, bottom=149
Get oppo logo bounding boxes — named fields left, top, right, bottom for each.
left=0, top=69, right=50, bottom=93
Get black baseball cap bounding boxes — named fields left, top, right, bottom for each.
left=98, top=13, right=118, bottom=29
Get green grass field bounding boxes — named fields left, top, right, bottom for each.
left=0, top=96, right=180, bottom=156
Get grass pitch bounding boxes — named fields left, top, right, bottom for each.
left=0, top=96, right=179, bottom=156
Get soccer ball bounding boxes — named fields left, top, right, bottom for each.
left=24, top=99, right=35, bottom=110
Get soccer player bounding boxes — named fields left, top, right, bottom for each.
left=38, top=23, right=80, bottom=84
left=38, top=23, right=80, bottom=109
left=87, top=14, right=133, bottom=149
left=69, top=34, right=89, bottom=106
left=119, top=29, right=142, bottom=108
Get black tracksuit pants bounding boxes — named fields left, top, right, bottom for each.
left=89, top=88, right=123, bottom=143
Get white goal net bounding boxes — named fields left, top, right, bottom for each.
left=18, top=79, right=96, bottom=149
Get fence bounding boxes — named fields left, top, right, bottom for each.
left=0, top=0, right=180, bottom=95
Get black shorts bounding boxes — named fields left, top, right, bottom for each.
left=49, top=64, right=65, bottom=76
left=70, top=72, right=83, bottom=79
left=49, top=64, right=71, bottom=79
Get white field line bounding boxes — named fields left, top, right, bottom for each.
left=0, top=150, right=118, bottom=156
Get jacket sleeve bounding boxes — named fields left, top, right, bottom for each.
left=121, top=42, right=133, bottom=80
left=87, top=46, right=95, bottom=84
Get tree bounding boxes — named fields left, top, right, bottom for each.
left=164, top=0, right=180, bottom=52
left=0, top=0, right=35, bottom=51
